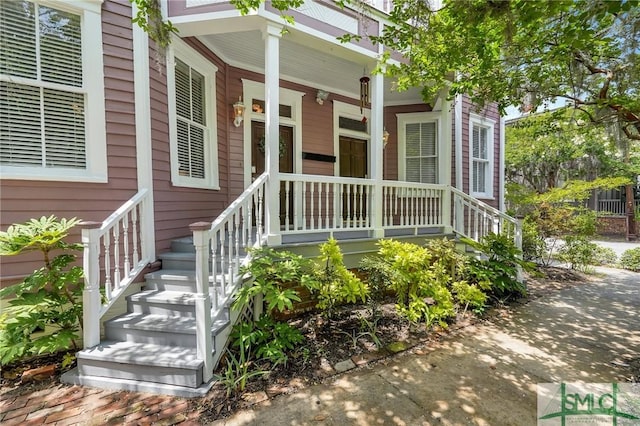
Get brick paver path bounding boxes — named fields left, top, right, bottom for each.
left=0, top=384, right=200, bottom=425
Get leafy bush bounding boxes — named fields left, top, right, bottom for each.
left=592, top=246, right=617, bottom=266
left=233, top=247, right=313, bottom=313
left=521, top=216, right=546, bottom=263
left=620, top=247, right=640, bottom=272
left=305, top=238, right=368, bottom=319
left=462, top=233, right=528, bottom=299
left=376, top=239, right=455, bottom=327
left=556, top=236, right=598, bottom=272
left=358, top=255, right=395, bottom=318
left=230, top=315, right=304, bottom=367
left=0, top=216, right=83, bottom=365
left=451, top=281, right=487, bottom=315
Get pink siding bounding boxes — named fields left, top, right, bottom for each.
left=149, top=37, right=232, bottom=255
left=461, top=95, right=501, bottom=209
left=0, top=0, right=138, bottom=284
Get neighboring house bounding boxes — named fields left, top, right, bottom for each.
left=0, top=0, right=517, bottom=396
left=589, top=186, right=640, bottom=237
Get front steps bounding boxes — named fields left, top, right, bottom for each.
left=62, top=237, right=235, bottom=398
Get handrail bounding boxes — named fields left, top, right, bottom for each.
left=451, top=186, right=522, bottom=251
left=191, top=171, right=269, bottom=382
left=82, top=189, right=152, bottom=349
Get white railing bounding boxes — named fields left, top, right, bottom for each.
left=451, top=187, right=522, bottom=251
left=597, top=199, right=626, bottom=216
left=279, top=173, right=376, bottom=235
left=190, top=172, right=268, bottom=382
left=82, top=189, right=152, bottom=349
left=381, top=181, right=449, bottom=230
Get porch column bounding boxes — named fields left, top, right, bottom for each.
left=263, top=23, right=282, bottom=245
left=370, top=70, right=384, bottom=238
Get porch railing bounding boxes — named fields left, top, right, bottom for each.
left=190, top=172, right=268, bottom=382
left=381, top=180, right=449, bottom=230
left=597, top=199, right=640, bottom=216
left=82, top=188, right=152, bottom=349
left=451, top=187, right=522, bottom=251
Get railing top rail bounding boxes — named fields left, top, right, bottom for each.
left=381, top=180, right=448, bottom=190
left=208, top=172, right=268, bottom=232
left=278, top=173, right=375, bottom=186
left=98, top=188, right=149, bottom=235
left=450, top=186, right=516, bottom=223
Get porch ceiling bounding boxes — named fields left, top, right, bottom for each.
left=198, top=30, right=424, bottom=105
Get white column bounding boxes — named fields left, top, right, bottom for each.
left=132, top=1, right=155, bottom=261
left=263, top=23, right=282, bottom=245
left=499, top=116, right=506, bottom=212
left=370, top=71, right=384, bottom=238
left=439, top=90, right=453, bottom=233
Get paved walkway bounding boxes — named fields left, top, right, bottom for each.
left=1, top=267, right=638, bottom=425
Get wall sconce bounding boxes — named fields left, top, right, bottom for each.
left=383, top=128, right=390, bottom=147
left=233, top=96, right=245, bottom=127
left=316, top=89, right=329, bottom=105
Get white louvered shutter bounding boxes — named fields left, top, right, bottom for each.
left=405, top=121, right=437, bottom=183
left=0, top=2, right=86, bottom=169
left=175, top=58, right=206, bottom=179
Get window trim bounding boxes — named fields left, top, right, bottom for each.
left=397, top=111, right=441, bottom=183
left=167, top=38, right=219, bottom=190
left=0, top=0, right=106, bottom=182
left=469, top=114, right=495, bottom=199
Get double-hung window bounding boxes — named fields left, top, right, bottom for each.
left=0, top=0, right=106, bottom=181
left=470, top=115, right=495, bottom=198
left=168, top=39, right=219, bottom=189
left=398, top=112, right=440, bottom=184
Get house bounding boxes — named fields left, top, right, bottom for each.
left=0, top=0, right=518, bottom=396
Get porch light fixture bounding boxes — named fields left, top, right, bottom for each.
left=233, top=96, right=245, bottom=127
left=383, top=128, right=390, bottom=147
left=316, top=89, right=329, bottom=105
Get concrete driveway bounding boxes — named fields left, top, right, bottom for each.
left=215, top=267, right=640, bottom=426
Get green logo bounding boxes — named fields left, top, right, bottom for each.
left=538, top=383, right=640, bottom=425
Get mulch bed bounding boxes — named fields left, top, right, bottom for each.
left=1, top=266, right=610, bottom=423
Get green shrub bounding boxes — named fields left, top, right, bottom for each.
left=305, top=238, right=368, bottom=319
left=592, top=246, right=617, bottom=266
left=230, top=315, right=304, bottom=367
left=233, top=247, right=313, bottom=313
left=358, top=255, right=396, bottom=318
left=451, top=281, right=487, bottom=314
left=620, top=247, right=640, bottom=272
left=376, top=239, right=455, bottom=327
left=521, top=216, right=546, bottom=263
left=0, top=216, right=83, bottom=365
left=556, top=236, right=598, bottom=272
left=462, top=233, right=528, bottom=299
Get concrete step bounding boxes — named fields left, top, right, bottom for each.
left=75, top=341, right=204, bottom=388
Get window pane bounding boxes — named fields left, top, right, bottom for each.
left=421, top=157, right=437, bottom=183
left=190, top=68, right=205, bottom=125
left=473, top=161, right=486, bottom=193
left=420, top=122, right=436, bottom=156
left=0, top=1, right=37, bottom=79
left=175, top=59, right=191, bottom=120
left=190, top=125, right=205, bottom=179
left=44, top=88, right=85, bottom=168
left=0, top=82, right=42, bottom=166
left=406, top=158, right=420, bottom=182
left=339, top=116, right=367, bottom=133
left=40, top=6, right=82, bottom=87
left=406, top=123, right=420, bottom=156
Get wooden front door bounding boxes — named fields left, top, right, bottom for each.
left=339, top=136, right=368, bottom=221
left=251, top=122, right=294, bottom=225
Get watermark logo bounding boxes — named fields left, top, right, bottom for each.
left=538, top=383, right=640, bottom=425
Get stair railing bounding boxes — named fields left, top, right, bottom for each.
left=190, top=172, right=268, bottom=382
left=81, top=188, right=152, bottom=349
left=451, top=187, right=522, bottom=251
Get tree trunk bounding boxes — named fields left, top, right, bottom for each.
left=625, top=184, right=637, bottom=241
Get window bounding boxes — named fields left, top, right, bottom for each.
left=398, top=112, right=440, bottom=184
left=168, top=39, right=219, bottom=189
left=470, top=115, right=495, bottom=198
left=0, top=0, right=106, bottom=182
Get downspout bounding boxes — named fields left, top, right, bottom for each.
left=132, top=1, right=156, bottom=261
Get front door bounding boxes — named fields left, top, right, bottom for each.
left=339, top=136, right=368, bottom=222
left=251, top=122, right=294, bottom=225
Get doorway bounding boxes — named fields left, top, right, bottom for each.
left=251, top=121, right=294, bottom=225
left=339, top=136, right=368, bottom=222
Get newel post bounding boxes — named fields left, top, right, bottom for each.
left=190, top=222, right=213, bottom=382
left=81, top=222, right=102, bottom=349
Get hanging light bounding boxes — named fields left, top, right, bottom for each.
left=360, top=68, right=370, bottom=113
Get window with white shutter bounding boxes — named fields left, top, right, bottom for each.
left=398, top=112, right=440, bottom=184
left=469, top=115, right=495, bottom=198
left=168, top=39, right=219, bottom=189
left=0, top=0, right=106, bottom=182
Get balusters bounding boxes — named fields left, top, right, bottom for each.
left=219, top=229, right=226, bottom=297
left=325, top=182, right=330, bottom=228
left=284, top=181, right=291, bottom=231
left=103, top=233, right=112, bottom=300
left=317, top=182, right=324, bottom=229
left=310, top=183, right=315, bottom=230
left=132, top=206, right=139, bottom=266
left=210, top=232, right=218, bottom=311
left=234, top=212, right=240, bottom=272
left=302, top=182, right=307, bottom=230
left=122, top=214, right=130, bottom=277
left=112, top=223, right=121, bottom=289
